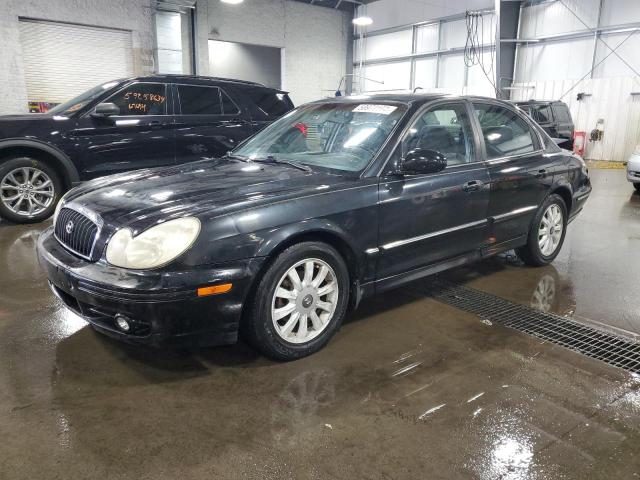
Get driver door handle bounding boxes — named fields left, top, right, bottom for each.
left=535, top=169, right=547, bottom=179
left=462, top=180, right=483, bottom=192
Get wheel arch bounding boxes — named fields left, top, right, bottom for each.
left=549, top=183, right=573, bottom=214
left=0, top=139, right=80, bottom=189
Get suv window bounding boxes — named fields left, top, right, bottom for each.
left=402, top=103, right=475, bottom=166
left=553, top=104, right=571, bottom=123
left=220, top=89, right=241, bottom=115
left=474, top=103, right=536, bottom=159
left=246, top=88, right=293, bottom=119
left=178, top=85, right=222, bottom=115
left=106, top=83, right=167, bottom=116
left=532, top=105, right=552, bottom=123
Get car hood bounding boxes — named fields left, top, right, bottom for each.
left=63, top=159, right=355, bottom=228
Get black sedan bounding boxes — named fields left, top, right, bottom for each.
left=37, top=94, right=591, bottom=360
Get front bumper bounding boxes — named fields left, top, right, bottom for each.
left=627, top=153, right=640, bottom=183
left=37, top=227, right=264, bottom=347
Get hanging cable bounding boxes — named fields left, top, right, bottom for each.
left=464, top=10, right=500, bottom=98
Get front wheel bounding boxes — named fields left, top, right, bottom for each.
left=516, top=194, right=567, bottom=267
left=0, top=157, right=62, bottom=223
left=243, top=242, right=350, bottom=361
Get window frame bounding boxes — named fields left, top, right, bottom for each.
left=471, top=100, right=544, bottom=163
left=174, top=83, right=242, bottom=116
left=378, top=99, right=484, bottom=178
left=83, top=81, right=170, bottom=117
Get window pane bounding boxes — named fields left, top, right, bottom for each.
left=553, top=105, right=571, bottom=123
left=178, top=85, right=221, bottom=114
left=106, top=83, right=167, bottom=116
left=220, top=89, right=240, bottom=115
left=360, top=61, right=411, bottom=92
left=414, top=58, right=437, bottom=89
left=416, top=24, right=439, bottom=53
left=403, top=103, right=475, bottom=165
left=534, top=105, right=552, bottom=122
left=474, top=103, right=536, bottom=159
left=357, top=30, right=413, bottom=61
left=246, top=88, right=291, bottom=119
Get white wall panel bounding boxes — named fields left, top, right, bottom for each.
left=592, top=33, right=640, bottom=78
left=414, top=57, right=438, bottom=89
left=357, top=30, right=413, bottom=62
left=519, top=0, right=600, bottom=39
left=441, top=19, right=467, bottom=50
left=515, top=38, right=593, bottom=82
left=416, top=24, right=439, bottom=53
left=438, top=53, right=465, bottom=88
left=600, top=0, right=640, bottom=27
left=511, top=77, right=640, bottom=162
left=357, top=61, right=411, bottom=93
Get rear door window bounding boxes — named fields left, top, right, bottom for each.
left=220, top=89, right=241, bottom=115
left=178, top=85, right=222, bottom=115
left=553, top=104, right=572, bottom=123
left=533, top=105, right=552, bottom=123
left=105, top=83, right=167, bottom=116
left=246, top=88, right=293, bottom=120
left=474, top=103, right=537, bottom=159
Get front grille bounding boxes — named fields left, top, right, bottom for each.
left=428, top=280, right=640, bottom=373
left=54, top=208, right=99, bottom=259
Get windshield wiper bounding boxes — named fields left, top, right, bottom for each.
left=222, top=152, right=250, bottom=162
left=251, top=155, right=311, bottom=172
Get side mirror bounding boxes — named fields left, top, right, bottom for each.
left=400, top=148, right=447, bottom=175
left=91, top=102, right=120, bottom=118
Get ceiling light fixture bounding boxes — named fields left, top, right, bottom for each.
left=220, top=0, right=244, bottom=4
left=352, top=15, right=373, bottom=26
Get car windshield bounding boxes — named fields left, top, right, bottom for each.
left=48, top=80, right=122, bottom=116
left=233, top=101, right=407, bottom=173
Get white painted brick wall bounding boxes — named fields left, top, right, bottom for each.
left=202, top=0, right=352, bottom=105
left=0, top=0, right=154, bottom=114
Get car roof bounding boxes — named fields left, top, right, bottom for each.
left=514, top=100, right=565, bottom=105
left=309, top=93, right=518, bottom=109
left=122, top=74, right=283, bottom=90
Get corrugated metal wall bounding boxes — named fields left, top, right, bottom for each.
left=511, top=77, right=640, bottom=162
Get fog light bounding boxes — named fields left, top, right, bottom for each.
left=115, top=314, right=131, bottom=332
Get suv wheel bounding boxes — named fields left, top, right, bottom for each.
left=517, top=194, right=567, bottom=267
left=0, top=157, right=62, bottom=224
left=244, top=241, right=350, bottom=361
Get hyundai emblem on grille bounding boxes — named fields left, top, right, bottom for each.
left=65, top=221, right=74, bottom=234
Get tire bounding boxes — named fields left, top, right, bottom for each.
left=0, top=157, right=63, bottom=224
left=634, top=182, right=640, bottom=192
left=516, top=194, right=568, bottom=267
left=243, top=241, right=350, bottom=361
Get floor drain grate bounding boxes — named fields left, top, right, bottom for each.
left=427, top=280, right=640, bottom=373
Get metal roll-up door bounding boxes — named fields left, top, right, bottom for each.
left=18, top=18, right=134, bottom=106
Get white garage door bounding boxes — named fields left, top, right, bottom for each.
left=18, top=19, right=134, bottom=105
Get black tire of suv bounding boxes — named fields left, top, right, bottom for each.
left=634, top=182, right=640, bottom=192
left=0, top=157, right=63, bottom=224
left=516, top=194, right=568, bottom=267
left=243, top=241, right=350, bottom=361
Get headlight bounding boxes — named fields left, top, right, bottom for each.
left=106, top=217, right=201, bottom=269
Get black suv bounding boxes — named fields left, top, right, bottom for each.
left=514, top=100, right=574, bottom=150
left=0, top=75, right=294, bottom=223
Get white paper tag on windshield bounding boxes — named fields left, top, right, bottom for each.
left=353, top=104, right=397, bottom=115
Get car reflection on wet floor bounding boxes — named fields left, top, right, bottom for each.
left=1, top=169, right=640, bottom=479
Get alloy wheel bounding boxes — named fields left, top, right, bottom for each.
left=538, top=204, right=563, bottom=256
left=271, top=258, right=339, bottom=344
left=0, top=167, right=55, bottom=217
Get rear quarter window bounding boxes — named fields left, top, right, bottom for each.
left=553, top=104, right=572, bottom=123
left=245, top=88, right=293, bottom=120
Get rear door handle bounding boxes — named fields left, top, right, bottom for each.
left=462, top=180, right=482, bottom=192
left=535, top=169, right=547, bottom=179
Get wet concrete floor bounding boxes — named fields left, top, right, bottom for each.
left=1, top=169, right=639, bottom=479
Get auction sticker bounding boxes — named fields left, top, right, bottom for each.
left=353, top=104, right=397, bottom=115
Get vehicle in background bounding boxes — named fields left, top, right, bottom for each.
left=514, top=100, right=574, bottom=151
left=0, top=75, right=294, bottom=223
left=37, top=94, right=591, bottom=360
left=627, top=146, right=640, bottom=192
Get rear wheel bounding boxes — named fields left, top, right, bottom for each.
left=634, top=182, right=640, bottom=192
left=516, top=194, right=567, bottom=267
left=243, top=241, right=350, bottom=361
left=0, top=157, right=62, bottom=223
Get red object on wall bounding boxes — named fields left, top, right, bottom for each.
left=573, top=131, right=586, bottom=157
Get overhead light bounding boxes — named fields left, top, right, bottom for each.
left=352, top=15, right=373, bottom=26
left=220, top=0, right=243, bottom=4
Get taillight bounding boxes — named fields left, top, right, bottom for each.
left=294, top=122, right=308, bottom=136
